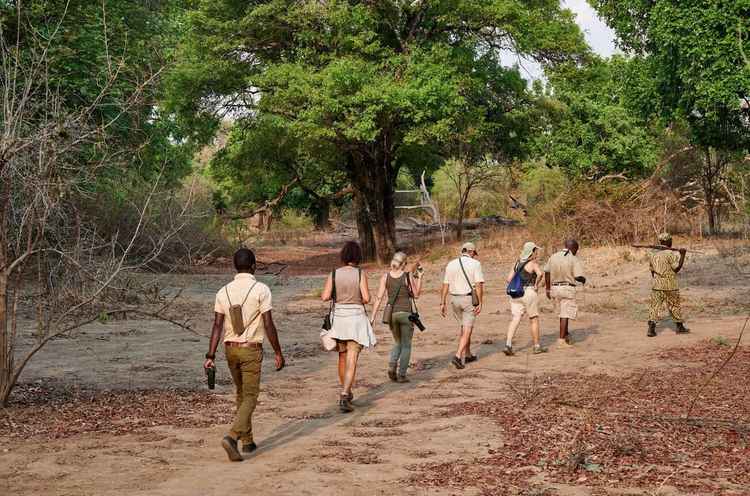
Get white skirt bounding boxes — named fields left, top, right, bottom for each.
left=329, top=304, right=377, bottom=348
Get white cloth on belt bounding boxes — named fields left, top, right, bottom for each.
left=328, top=303, right=377, bottom=348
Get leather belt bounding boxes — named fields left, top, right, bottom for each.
left=450, top=292, right=472, bottom=296
left=552, top=282, right=575, bottom=286
left=225, top=341, right=262, bottom=349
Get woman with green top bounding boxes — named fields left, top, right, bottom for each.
left=504, top=242, right=547, bottom=356
left=370, top=252, right=423, bottom=382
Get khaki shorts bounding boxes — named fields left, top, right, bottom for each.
left=551, top=285, right=577, bottom=319
left=451, top=295, right=476, bottom=327
left=336, top=339, right=363, bottom=353
left=509, top=287, right=540, bottom=319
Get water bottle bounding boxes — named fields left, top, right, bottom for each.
left=206, top=365, right=216, bottom=390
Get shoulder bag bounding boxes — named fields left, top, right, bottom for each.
left=458, top=257, right=480, bottom=306
left=225, top=282, right=260, bottom=336
left=320, top=270, right=337, bottom=351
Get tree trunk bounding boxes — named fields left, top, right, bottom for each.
left=357, top=176, right=396, bottom=264
left=0, top=265, right=9, bottom=407
left=311, top=197, right=331, bottom=230
left=353, top=191, right=376, bottom=261
left=347, top=151, right=397, bottom=264
left=455, top=191, right=470, bottom=241
left=705, top=201, right=717, bottom=236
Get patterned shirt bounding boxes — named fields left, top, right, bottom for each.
left=649, top=250, right=680, bottom=291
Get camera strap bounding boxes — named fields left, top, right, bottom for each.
left=405, top=274, right=419, bottom=314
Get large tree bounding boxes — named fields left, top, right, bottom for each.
left=537, top=57, right=660, bottom=179
left=167, top=0, right=586, bottom=262
left=590, top=0, right=750, bottom=233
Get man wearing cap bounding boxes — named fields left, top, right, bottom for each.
left=647, top=233, right=688, bottom=336
left=544, top=239, right=586, bottom=347
left=203, top=248, right=285, bottom=462
left=440, top=242, right=485, bottom=369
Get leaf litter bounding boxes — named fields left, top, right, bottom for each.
left=410, top=341, right=750, bottom=494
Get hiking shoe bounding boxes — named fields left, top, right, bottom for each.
left=647, top=321, right=657, bottom=337
left=503, top=345, right=514, bottom=356
left=533, top=346, right=548, bottom=354
left=396, top=375, right=410, bottom=383
left=339, top=396, right=353, bottom=413
left=387, top=369, right=397, bottom=382
left=241, top=442, right=257, bottom=454
left=221, top=436, right=243, bottom=462
left=676, top=323, right=689, bottom=334
left=451, top=356, right=465, bottom=369
left=465, top=354, right=478, bottom=363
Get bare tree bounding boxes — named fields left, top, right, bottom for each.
left=0, top=2, right=193, bottom=406
left=443, top=156, right=505, bottom=240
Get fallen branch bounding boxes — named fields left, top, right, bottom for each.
left=686, top=315, right=749, bottom=417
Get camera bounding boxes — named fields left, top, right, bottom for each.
left=408, top=312, right=426, bottom=331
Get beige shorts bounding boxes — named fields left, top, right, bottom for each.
left=451, top=295, right=476, bottom=327
left=509, top=287, right=539, bottom=319
left=551, top=285, right=578, bottom=319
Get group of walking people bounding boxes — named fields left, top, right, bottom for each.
left=204, top=233, right=689, bottom=462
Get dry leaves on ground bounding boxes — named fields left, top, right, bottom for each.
left=0, top=382, right=234, bottom=440
left=411, top=341, right=750, bottom=495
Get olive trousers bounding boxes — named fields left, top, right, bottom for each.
left=225, top=345, right=263, bottom=443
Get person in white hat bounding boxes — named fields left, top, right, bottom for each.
left=440, top=242, right=484, bottom=369
left=504, top=241, right=547, bottom=355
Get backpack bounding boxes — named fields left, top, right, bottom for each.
left=506, top=261, right=529, bottom=299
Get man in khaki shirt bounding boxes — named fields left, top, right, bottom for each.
left=204, top=248, right=285, bottom=462
left=544, top=239, right=586, bottom=347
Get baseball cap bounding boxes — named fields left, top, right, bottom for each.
left=461, top=242, right=477, bottom=254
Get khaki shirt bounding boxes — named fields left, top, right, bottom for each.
left=544, top=250, right=585, bottom=285
left=443, top=255, right=485, bottom=295
left=649, top=250, right=680, bottom=291
left=214, top=273, right=273, bottom=344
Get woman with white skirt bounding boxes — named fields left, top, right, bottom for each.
left=321, top=241, right=376, bottom=413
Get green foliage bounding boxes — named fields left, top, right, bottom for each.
left=165, top=0, right=588, bottom=258
left=0, top=0, right=192, bottom=184
left=590, top=0, right=750, bottom=152
left=537, top=57, right=660, bottom=178
left=519, top=162, right=569, bottom=207
left=277, top=209, right=313, bottom=231
left=431, top=159, right=513, bottom=219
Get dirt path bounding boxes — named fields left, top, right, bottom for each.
left=1, top=243, right=748, bottom=496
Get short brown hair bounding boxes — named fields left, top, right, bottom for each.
left=340, top=241, right=363, bottom=265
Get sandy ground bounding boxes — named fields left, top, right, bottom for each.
left=1, top=237, right=748, bottom=496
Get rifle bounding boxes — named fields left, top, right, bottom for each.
left=631, top=244, right=703, bottom=255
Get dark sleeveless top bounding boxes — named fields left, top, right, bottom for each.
left=385, top=273, right=412, bottom=313
left=514, top=261, right=537, bottom=287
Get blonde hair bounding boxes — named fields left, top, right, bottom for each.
left=390, top=251, right=407, bottom=270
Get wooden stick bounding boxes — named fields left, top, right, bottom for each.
left=631, top=244, right=703, bottom=255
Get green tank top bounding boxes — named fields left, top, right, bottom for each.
left=386, top=273, right=412, bottom=313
